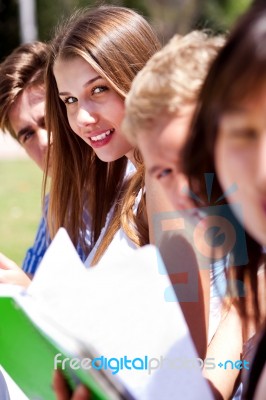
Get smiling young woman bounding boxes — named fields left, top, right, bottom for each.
left=53, top=56, right=133, bottom=163
left=44, top=5, right=161, bottom=264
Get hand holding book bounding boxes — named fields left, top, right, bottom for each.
left=0, top=228, right=213, bottom=400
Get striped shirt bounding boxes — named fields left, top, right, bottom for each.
left=22, top=196, right=91, bottom=275
left=23, top=161, right=134, bottom=275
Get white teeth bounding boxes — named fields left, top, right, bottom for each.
left=90, top=129, right=112, bottom=142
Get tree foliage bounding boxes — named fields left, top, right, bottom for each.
left=145, top=0, right=253, bottom=42
left=195, top=0, right=253, bottom=33
left=0, top=0, right=19, bottom=61
left=36, top=0, right=149, bottom=41
left=0, top=0, right=255, bottom=61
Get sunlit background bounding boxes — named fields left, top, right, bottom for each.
left=0, top=0, right=257, bottom=264
left=0, top=0, right=254, bottom=61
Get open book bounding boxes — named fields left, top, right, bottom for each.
left=0, top=228, right=213, bottom=400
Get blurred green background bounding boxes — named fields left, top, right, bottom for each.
left=0, top=159, right=43, bottom=265
left=0, top=0, right=256, bottom=265
left=0, top=0, right=255, bottom=61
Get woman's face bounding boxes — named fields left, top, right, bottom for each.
left=215, top=88, right=266, bottom=246
left=53, top=56, right=133, bottom=162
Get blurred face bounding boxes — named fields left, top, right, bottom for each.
left=137, top=104, right=195, bottom=209
left=215, top=88, right=266, bottom=246
left=9, top=85, right=48, bottom=171
left=53, top=56, right=133, bottom=162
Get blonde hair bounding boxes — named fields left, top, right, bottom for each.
left=123, top=31, right=225, bottom=144
left=44, top=5, right=161, bottom=261
left=0, top=41, right=48, bottom=140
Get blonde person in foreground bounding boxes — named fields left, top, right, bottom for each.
left=123, top=32, right=243, bottom=399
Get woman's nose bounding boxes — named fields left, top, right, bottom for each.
left=76, top=107, right=97, bottom=128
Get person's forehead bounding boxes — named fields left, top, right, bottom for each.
left=12, top=85, right=45, bottom=112
left=138, top=109, right=194, bottom=158
left=8, top=85, right=45, bottom=135
left=137, top=127, right=179, bottom=173
left=25, top=85, right=46, bottom=106
left=53, top=56, right=99, bottom=90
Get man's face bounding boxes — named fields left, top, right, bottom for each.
left=137, top=104, right=195, bottom=209
left=8, top=85, right=48, bottom=171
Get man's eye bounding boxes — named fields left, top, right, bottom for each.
left=63, top=96, right=77, bottom=105
left=157, top=168, right=173, bottom=179
left=92, top=86, right=108, bottom=95
left=20, top=131, right=35, bottom=144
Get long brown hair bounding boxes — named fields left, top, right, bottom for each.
left=182, top=3, right=266, bottom=331
left=44, top=5, right=161, bottom=260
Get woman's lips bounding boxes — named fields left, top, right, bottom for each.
left=87, top=128, right=115, bottom=148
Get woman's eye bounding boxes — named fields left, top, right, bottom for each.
left=64, top=96, right=77, bottom=105
left=232, top=129, right=258, bottom=139
left=224, top=122, right=259, bottom=141
left=92, top=86, right=108, bottom=95
left=157, top=168, right=173, bottom=179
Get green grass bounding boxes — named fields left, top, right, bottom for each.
left=0, top=159, right=43, bottom=265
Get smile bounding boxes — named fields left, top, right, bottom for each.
left=90, top=129, right=114, bottom=142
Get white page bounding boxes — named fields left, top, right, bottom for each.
left=28, top=228, right=86, bottom=297
left=29, top=228, right=213, bottom=400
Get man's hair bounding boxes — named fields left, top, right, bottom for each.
left=123, top=31, right=225, bottom=144
left=0, top=41, right=48, bottom=139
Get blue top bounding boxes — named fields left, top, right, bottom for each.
left=22, top=212, right=49, bottom=275
left=22, top=196, right=90, bottom=275
left=23, top=161, right=135, bottom=275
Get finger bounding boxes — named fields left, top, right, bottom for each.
left=53, top=370, right=72, bottom=400
left=0, top=270, right=31, bottom=286
left=0, top=270, right=8, bottom=283
left=0, top=253, right=19, bottom=271
left=72, top=385, right=91, bottom=400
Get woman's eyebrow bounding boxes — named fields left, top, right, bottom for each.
left=58, top=76, right=102, bottom=96
left=83, top=75, right=102, bottom=88
left=224, top=106, right=249, bottom=115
